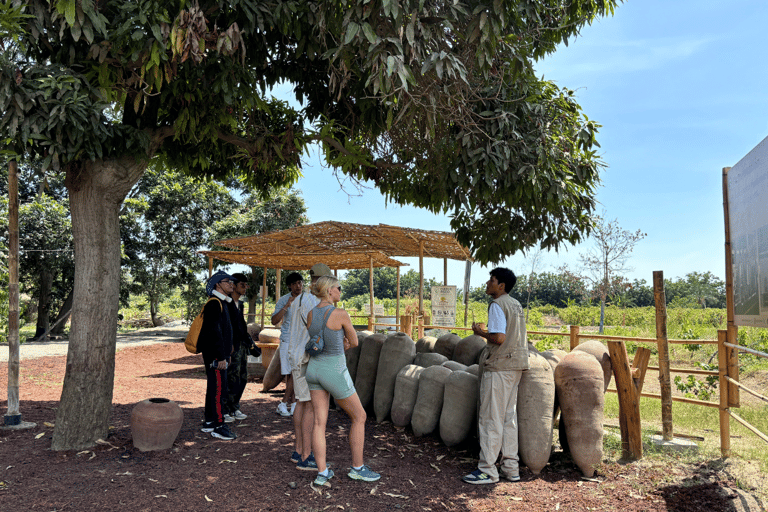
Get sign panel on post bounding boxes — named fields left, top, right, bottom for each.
left=431, top=286, right=456, bottom=328
left=363, top=303, right=385, bottom=316
left=728, top=134, right=768, bottom=327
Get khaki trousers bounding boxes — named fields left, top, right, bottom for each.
left=477, top=369, right=523, bottom=479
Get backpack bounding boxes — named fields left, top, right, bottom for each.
left=185, top=297, right=222, bottom=354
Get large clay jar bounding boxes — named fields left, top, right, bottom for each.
left=434, top=333, right=461, bottom=359
left=131, top=398, right=184, bottom=452
left=346, top=331, right=367, bottom=384
left=518, top=349, right=555, bottom=475
left=555, top=351, right=605, bottom=477
left=452, top=335, right=486, bottom=366
left=573, top=340, right=612, bottom=391
left=413, top=352, right=448, bottom=368
left=374, top=332, right=416, bottom=422
left=391, top=364, right=425, bottom=428
left=415, top=336, right=437, bottom=353
left=411, top=365, right=452, bottom=437
left=354, top=333, right=387, bottom=410
left=439, top=370, right=479, bottom=447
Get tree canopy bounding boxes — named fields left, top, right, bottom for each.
left=2, top=0, right=618, bottom=263
left=0, top=0, right=620, bottom=450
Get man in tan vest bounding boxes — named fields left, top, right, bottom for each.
left=463, top=267, right=529, bottom=484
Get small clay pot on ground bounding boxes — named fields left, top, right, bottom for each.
left=131, top=398, right=184, bottom=452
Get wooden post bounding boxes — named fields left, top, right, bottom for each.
left=260, top=267, right=267, bottom=328
left=727, top=324, right=740, bottom=407
left=275, top=269, right=281, bottom=303
left=444, top=258, right=448, bottom=285
left=208, top=257, right=213, bottom=277
left=653, top=271, right=673, bottom=441
left=569, top=325, right=580, bottom=350
left=369, top=255, right=375, bottom=331
left=607, top=340, right=651, bottom=460
left=396, top=266, right=401, bottom=329
left=418, top=314, right=424, bottom=339
left=418, top=241, right=424, bottom=315
left=464, top=260, right=471, bottom=327
left=722, top=167, right=740, bottom=408
left=401, top=315, right=412, bottom=339
left=717, top=329, right=731, bottom=457
left=5, top=160, right=21, bottom=425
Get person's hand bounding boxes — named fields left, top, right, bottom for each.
left=217, top=360, right=228, bottom=371
left=471, top=322, right=487, bottom=336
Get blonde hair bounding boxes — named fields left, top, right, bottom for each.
left=311, top=275, right=339, bottom=300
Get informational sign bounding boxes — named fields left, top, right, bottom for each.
left=728, top=134, right=768, bottom=327
left=431, top=285, right=457, bottom=328
left=363, top=303, right=385, bottom=316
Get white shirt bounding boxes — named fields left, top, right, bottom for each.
left=487, top=302, right=505, bottom=333
left=287, top=291, right=320, bottom=369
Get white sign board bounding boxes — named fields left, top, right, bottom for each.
left=431, top=286, right=457, bottom=328
left=363, top=303, right=386, bottom=316
left=728, top=134, right=768, bottom=327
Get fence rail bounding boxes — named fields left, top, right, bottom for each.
left=348, top=309, right=765, bottom=457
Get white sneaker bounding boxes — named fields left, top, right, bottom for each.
left=223, top=413, right=235, bottom=423
left=233, top=410, right=247, bottom=420
left=289, top=402, right=296, bottom=416
left=276, top=402, right=291, bottom=417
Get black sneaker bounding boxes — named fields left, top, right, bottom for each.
left=201, top=421, right=215, bottom=433
left=211, top=424, right=237, bottom=440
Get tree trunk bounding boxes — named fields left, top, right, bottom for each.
left=33, top=268, right=53, bottom=340
left=52, top=156, right=148, bottom=451
left=599, top=299, right=606, bottom=334
left=50, top=288, right=74, bottom=336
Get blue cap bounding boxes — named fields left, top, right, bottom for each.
left=206, top=270, right=233, bottom=296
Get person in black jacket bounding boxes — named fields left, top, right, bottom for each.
left=200, top=270, right=237, bottom=440
left=222, top=272, right=255, bottom=422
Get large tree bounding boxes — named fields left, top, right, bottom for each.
left=1, top=0, right=618, bottom=450
left=120, top=165, right=234, bottom=326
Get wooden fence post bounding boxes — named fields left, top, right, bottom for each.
left=5, top=160, right=21, bottom=426
left=717, top=329, right=731, bottom=457
left=569, top=325, right=579, bottom=350
left=608, top=340, right=650, bottom=460
left=653, top=271, right=673, bottom=440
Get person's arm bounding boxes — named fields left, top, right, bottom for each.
left=473, top=303, right=506, bottom=345
left=340, top=310, right=358, bottom=351
left=271, top=295, right=291, bottom=325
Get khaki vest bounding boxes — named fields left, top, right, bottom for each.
left=481, top=294, right=529, bottom=372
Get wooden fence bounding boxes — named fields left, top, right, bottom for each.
left=353, top=310, right=768, bottom=459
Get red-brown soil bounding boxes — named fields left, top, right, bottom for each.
left=0, top=339, right=764, bottom=511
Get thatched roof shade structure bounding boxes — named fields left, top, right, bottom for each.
left=200, top=221, right=473, bottom=328
left=198, top=250, right=407, bottom=271
left=209, top=221, right=473, bottom=262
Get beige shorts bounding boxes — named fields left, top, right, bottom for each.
left=291, top=362, right=311, bottom=402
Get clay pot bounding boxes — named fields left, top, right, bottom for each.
left=131, top=398, right=184, bottom=452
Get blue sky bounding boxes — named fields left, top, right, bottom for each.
left=274, top=0, right=768, bottom=292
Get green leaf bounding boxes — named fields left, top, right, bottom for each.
left=344, top=22, right=359, bottom=44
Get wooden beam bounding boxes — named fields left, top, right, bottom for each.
left=5, top=160, right=20, bottom=425
left=653, top=271, right=673, bottom=440
left=419, top=240, right=424, bottom=315
left=722, top=167, right=740, bottom=408
left=396, top=266, right=401, bottom=329
left=369, top=255, right=375, bottom=330
left=260, top=268, right=267, bottom=328
left=607, top=340, right=650, bottom=461
left=718, top=329, right=731, bottom=457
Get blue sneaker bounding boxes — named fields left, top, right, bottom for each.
left=313, top=469, right=334, bottom=487
left=462, top=469, right=497, bottom=484
left=296, top=453, right=318, bottom=471
left=347, top=465, right=381, bottom=482
left=290, top=451, right=301, bottom=463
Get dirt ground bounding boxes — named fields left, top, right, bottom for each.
left=0, top=336, right=766, bottom=512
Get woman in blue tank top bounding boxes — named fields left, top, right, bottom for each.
left=305, top=276, right=381, bottom=486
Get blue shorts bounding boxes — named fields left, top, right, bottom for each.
left=306, top=354, right=356, bottom=400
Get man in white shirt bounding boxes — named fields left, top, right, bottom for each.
left=463, top=267, right=529, bottom=484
